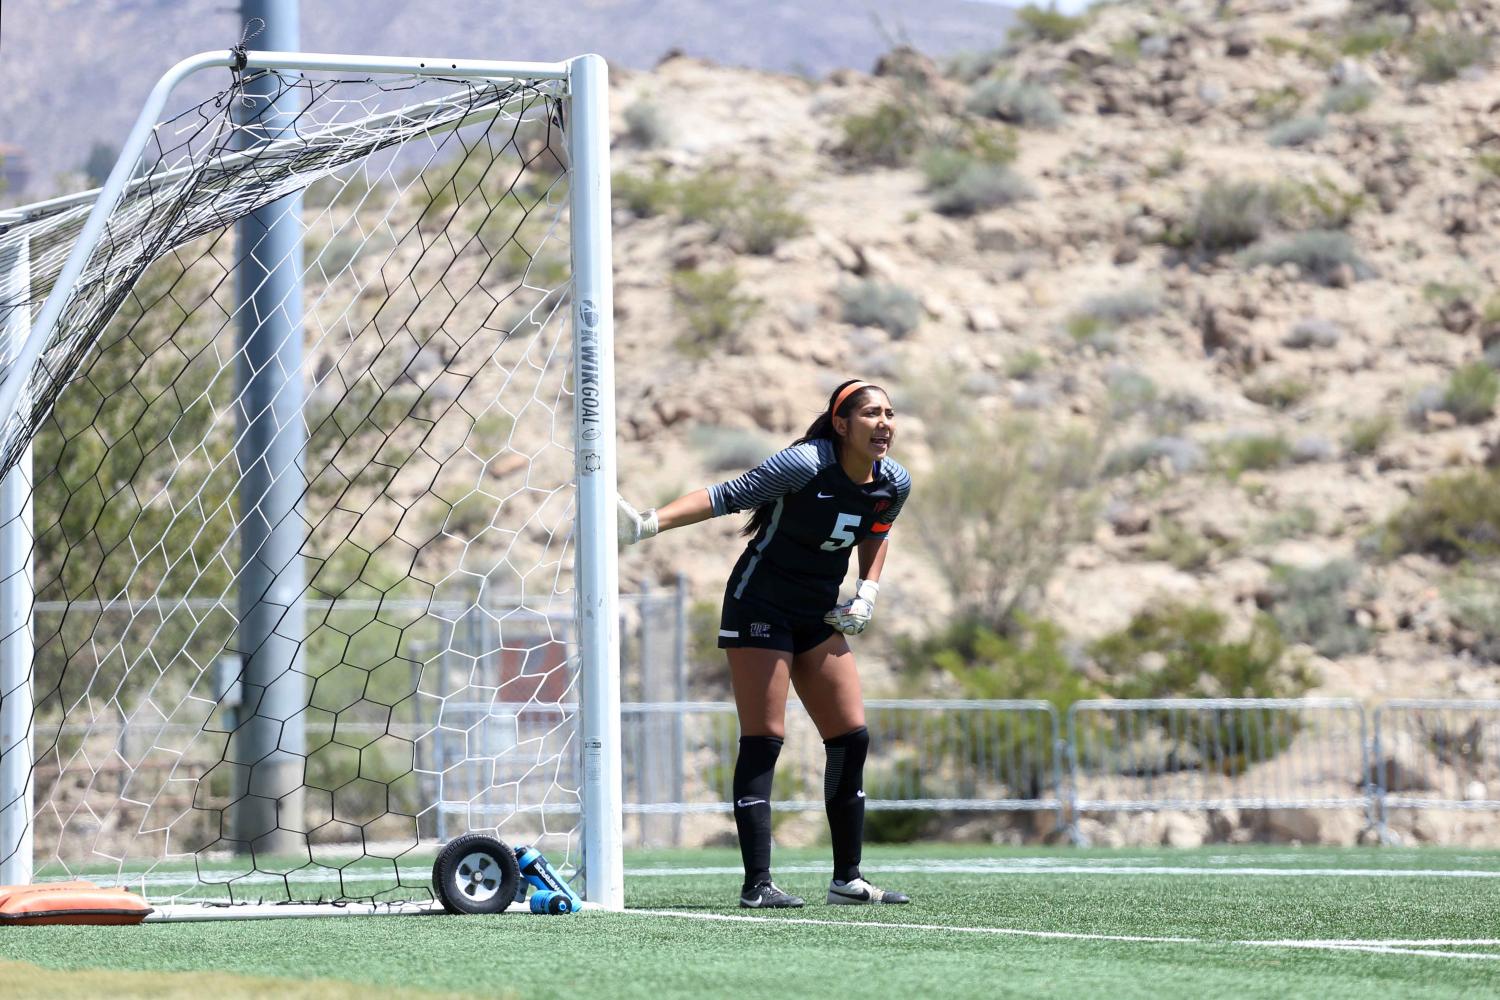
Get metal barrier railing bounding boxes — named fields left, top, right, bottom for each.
left=1371, top=699, right=1500, bottom=840
left=1066, top=697, right=1370, bottom=812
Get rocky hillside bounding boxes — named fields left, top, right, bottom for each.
left=606, top=0, right=1500, bottom=706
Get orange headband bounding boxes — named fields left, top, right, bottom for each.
left=830, top=380, right=872, bottom=416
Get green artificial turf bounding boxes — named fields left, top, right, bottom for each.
left=3, top=845, right=1499, bottom=999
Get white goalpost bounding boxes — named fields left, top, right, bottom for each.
left=0, top=49, right=623, bottom=913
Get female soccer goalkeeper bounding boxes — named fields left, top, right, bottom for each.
left=618, top=379, right=912, bottom=909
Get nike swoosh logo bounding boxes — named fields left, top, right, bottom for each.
left=817, top=492, right=834, bottom=499
left=832, top=885, right=871, bottom=901
left=856, top=790, right=865, bottom=798
left=741, top=894, right=764, bottom=908
left=735, top=797, right=767, bottom=808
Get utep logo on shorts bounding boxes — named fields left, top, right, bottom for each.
left=750, top=622, right=772, bottom=639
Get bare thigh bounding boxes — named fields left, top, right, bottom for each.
left=727, top=646, right=793, bottom=738
left=790, top=632, right=865, bottom=740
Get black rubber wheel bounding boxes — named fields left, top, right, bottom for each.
left=432, top=834, right=521, bottom=915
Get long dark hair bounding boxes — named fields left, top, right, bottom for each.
left=740, top=379, right=886, bottom=537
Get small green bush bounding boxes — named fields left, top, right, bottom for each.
left=1412, top=30, right=1490, bottom=84
left=671, top=268, right=761, bottom=355
left=1006, top=350, right=1046, bottom=379
left=1441, top=362, right=1499, bottom=424
left=612, top=169, right=676, bottom=218
left=1443, top=571, right=1500, bottom=662
left=967, top=77, right=1064, bottom=128
left=1256, top=505, right=1319, bottom=543
left=1383, top=469, right=1500, bottom=562
left=1079, top=287, right=1161, bottom=326
left=839, top=280, right=923, bottom=336
left=1010, top=4, right=1089, bottom=44
left=1279, top=178, right=1366, bottom=230
left=1190, top=180, right=1282, bottom=254
left=1240, top=229, right=1364, bottom=283
left=677, top=172, right=807, bottom=254
left=1143, top=518, right=1224, bottom=572
left=1091, top=603, right=1309, bottom=700
left=835, top=102, right=926, bottom=167
left=623, top=100, right=672, bottom=148
left=1269, top=560, right=1372, bottom=657
left=1322, top=81, right=1377, bottom=114
left=1217, top=433, right=1293, bottom=477
left=927, top=160, right=1033, bottom=216
left=1267, top=115, right=1328, bottom=148
left=1252, top=85, right=1305, bottom=123
left=1344, top=412, right=1394, bottom=456
left=1338, top=16, right=1408, bottom=57
left=1245, top=375, right=1316, bottom=411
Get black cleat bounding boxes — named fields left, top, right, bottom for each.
left=827, top=877, right=910, bottom=905
left=739, top=880, right=805, bottom=909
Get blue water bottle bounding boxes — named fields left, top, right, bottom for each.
left=514, top=845, right=581, bottom=913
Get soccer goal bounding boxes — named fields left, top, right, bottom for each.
left=0, top=49, right=623, bottom=914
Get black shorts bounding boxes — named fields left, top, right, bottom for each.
left=717, top=594, right=838, bottom=655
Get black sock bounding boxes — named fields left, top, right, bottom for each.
left=732, top=734, right=782, bottom=887
left=824, top=726, right=869, bottom=883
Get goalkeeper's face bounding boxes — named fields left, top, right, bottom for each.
left=842, top=391, right=896, bottom=461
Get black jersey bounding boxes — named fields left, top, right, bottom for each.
left=708, top=439, right=911, bottom=622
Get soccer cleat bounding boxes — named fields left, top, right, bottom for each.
left=827, top=877, right=910, bottom=905
left=739, top=881, right=805, bottom=909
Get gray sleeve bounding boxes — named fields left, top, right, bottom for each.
left=876, top=460, right=912, bottom=526
left=708, top=442, right=824, bottom=516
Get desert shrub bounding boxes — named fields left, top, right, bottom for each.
left=1143, top=518, right=1226, bottom=571
left=1256, top=505, right=1319, bottom=543
left=1283, top=317, right=1342, bottom=349
left=1279, top=178, right=1366, bottom=230
left=1106, top=366, right=1158, bottom=417
left=967, top=77, right=1064, bottom=128
left=835, top=101, right=926, bottom=167
left=1322, top=81, right=1378, bottom=114
left=946, top=48, right=1007, bottom=83
left=1006, top=349, right=1046, bottom=379
left=1269, top=560, right=1373, bottom=657
left=671, top=267, right=760, bottom=355
left=1441, top=362, right=1499, bottom=424
left=927, top=160, right=1033, bottom=216
left=1239, top=229, right=1364, bottom=283
left=677, top=171, right=807, bottom=254
left=690, top=426, right=775, bottom=472
left=1217, top=432, right=1292, bottom=477
left=1344, top=412, right=1394, bottom=455
left=1267, top=115, right=1327, bottom=147
left=912, top=399, right=1105, bottom=631
left=1443, top=570, right=1500, bottom=662
left=1010, top=4, right=1088, bottom=44
left=1411, top=30, right=1490, bottom=83
left=1245, top=375, right=1316, bottom=411
left=1104, top=436, right=1206, bottom=477
left=611, top=168, right=676, bottom=218
left=623, top=99, right=672, bottom=148
left=1252, top=85, right=1306, bottom=123
left=1079, top=286, right=1161, bottom=326
left=1190, top=180, right=1282, bottom=254
left=1338, top=15, right=1408, bottom=57
left=839, top=280, right=923, bottom=336
left=1383, top=469, right=1500, bottom=562
left=1091, top=603, right=1310, bottom=699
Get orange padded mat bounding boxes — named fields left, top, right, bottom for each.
left=0, top=880, right=152, bottom=925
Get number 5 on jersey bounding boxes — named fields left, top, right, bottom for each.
left=821, top=512, right=861, bottom=551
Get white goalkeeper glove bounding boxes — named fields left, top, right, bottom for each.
left=824, top=579, right=879, bottom=635
left=617, top=496, right=659, bottom=545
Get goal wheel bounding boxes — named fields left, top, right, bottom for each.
left=432, top=835, right=522, bottom=915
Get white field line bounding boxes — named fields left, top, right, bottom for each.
left=98, top=859, right=1500, bottom=889
left=631, top=909, right=1500, bottom=962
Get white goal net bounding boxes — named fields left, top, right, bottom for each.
left=0, top=51, right=620, bottom=909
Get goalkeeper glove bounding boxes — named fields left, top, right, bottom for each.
left=824, top=579, right=879, bottom=635
left=617, top=496, right=659, bottom=545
